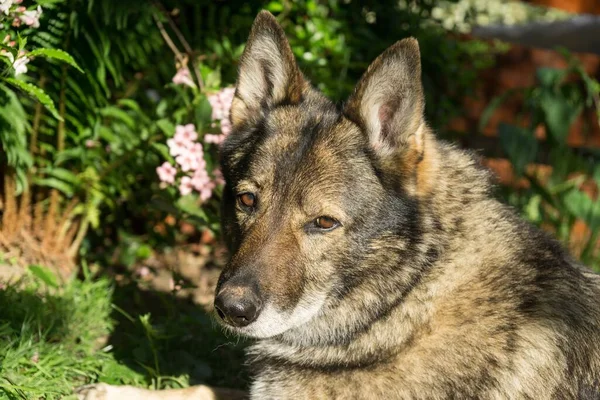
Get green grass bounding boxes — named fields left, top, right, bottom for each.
left=0, top=267, right=247, bottom=399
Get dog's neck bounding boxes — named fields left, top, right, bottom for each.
left=247, top=136, right=495, bottom=370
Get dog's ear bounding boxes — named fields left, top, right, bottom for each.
left=231, top=11, right=305, bottom=128
left=344, top=38, right=425, bottom=158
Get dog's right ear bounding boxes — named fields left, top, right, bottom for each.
left=230, top=11, right=305, bottom=128
left=344, top=38, right=425, bottom=159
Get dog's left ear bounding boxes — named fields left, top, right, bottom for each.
left=230, top=11, right=305, bottom=128
left=344, top=38, right=425, bottom=159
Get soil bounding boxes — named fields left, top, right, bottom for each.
left=112, top=242, right=229, bottom=311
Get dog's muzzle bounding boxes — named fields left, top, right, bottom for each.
left=214, top=284, right=262, bottom=327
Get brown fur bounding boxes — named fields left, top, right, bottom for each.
left=78, top=10, right=600, bottom=400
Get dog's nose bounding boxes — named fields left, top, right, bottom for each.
left=214, top=286, right=261, bottom=327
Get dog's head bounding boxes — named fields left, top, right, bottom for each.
left=215, top=11, right=432, bottom=338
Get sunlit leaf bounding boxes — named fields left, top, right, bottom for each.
left=28, top=264, right=59, bottom=288
left=540, top=94, right=582, bottom=144
left=28, top=48, right=83, bottom=72
left=5, top=78, right=62, bottom=120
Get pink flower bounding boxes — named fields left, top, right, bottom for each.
left=175, top=124, right=198, bottom=143
left=217, top=87, right=235, bottom=109
left=168, top=124, right=197, bottom=156
left=191, top=169, right=209, bottom=190
left=0, top=0, right=13, bottom=15
left=191, top=166, right=216, bottom=202
left=85, top=139, right=99, bottom=148
left=220, top=118, right=232, bottom=135
left=204, top=134, right=224, bottom=144
left=136, top=266, right=151, bottom=278
left=156, top=162, right=177, bottom=184
left=206, top=88, right=235, bottom=142
left=167, top=138, right=186, bottom=157
left=175, top=150, right=199, bottom=172
left=207, top=87, right=235, bottom=122
left=172, top=67, right=196, bottom=88
left=213, top=168, right=225, bottom=186
left=19, top=6, right=42, bottom=28
left=190, top=142, right=204, bottom=158
left=3, top=51, right=29, bottom=76
left=208, top=96, right=225, bottom=121
left=199, top=187, right=213, bottom=202
left=179, top=176, right=194, bottom=196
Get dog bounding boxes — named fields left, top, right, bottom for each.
left=78, top=10, right=600, bottom=400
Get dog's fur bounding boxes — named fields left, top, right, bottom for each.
left=79, top=10, right=600, bottom=400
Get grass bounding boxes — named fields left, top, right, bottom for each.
left=0, top=266, right=247, bottom=399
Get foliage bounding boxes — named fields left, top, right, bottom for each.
left=0, top=265, right=246, bottom=397
left=1, top=0, right=598, bottom=395
left=0, top=265, right=114, bottom=398
left=0, top=1, right=81, bottom=191
left=0, top=0, right=497, bottom=269
left=481, top=53, right=600, bottom=269
left=423, top=0, right=569, bottom=32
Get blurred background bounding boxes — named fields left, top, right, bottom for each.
left=0, top=0, right=599, bottom=397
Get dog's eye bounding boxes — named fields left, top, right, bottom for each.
left=238, top=192, right=256, bottom=210
left=314, top=216, right=339, bottom=231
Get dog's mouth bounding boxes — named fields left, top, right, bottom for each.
left=213, top=289, right=329, bottom=339
left=215, top=307, right=226, bottom=321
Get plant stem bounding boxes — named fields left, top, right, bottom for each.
left=68, top=217, right=88, bottom=259
left=153, top=1, right=205, bottom=90
left=19, top=76, right=46, bottom=231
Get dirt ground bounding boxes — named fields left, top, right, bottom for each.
left=119, top=243, right=228, bottom=311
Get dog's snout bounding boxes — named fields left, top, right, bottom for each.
left=215, top=285, right=262, bottom=327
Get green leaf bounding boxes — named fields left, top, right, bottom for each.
left=41, top=167, right=80, bottom=184
left=33, top=177, right=75, bottom=197
left=156, top=119, right=175, bottom=137
left=266, top=2, right=284, bottom=12
left=135, top=244, right=152, bottom=260
left=28, top=265, right=59, bottom=288
left=0, top=84, right=30, bottom=175
left=0, top=54, right=13, bottom=69
left=176, top=195, right=208, bottom=222
left=99, top=106, right=136, bottom=129
left=27, top=48, right=84, bottom=73
left=55, top=147, right=84, bottom=165
left=195, top=96, right=213, bottom=130
left=5, top=78, right=62, bottom=121
left=17, top=34, right=27, bottom=52
left=498, top=123, right=538, bottom=177
left=536, top=67, right=565, bottom=89
left=540, top=94, right=582, bottom=144
left=151, top=142, right=171, bottom=161
left=118, top=99, right=142, bottom=113
left=563, top=189, right=600, bottom=230
left=524, top=194, right=542, bottom=223
left=593, top=164, right=600, bottom=188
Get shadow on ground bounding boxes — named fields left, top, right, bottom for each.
left=106, top=280, right=250, bottom=390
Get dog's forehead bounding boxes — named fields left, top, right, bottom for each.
left=238, top=108, right=376, bottom=216
left=263, top=106, right=309, bottom=149
left=252, top=106, right=362, bottom=182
